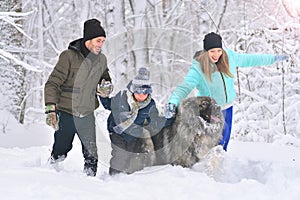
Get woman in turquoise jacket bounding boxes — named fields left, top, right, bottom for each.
left=166, top=32, right=287, bottom=151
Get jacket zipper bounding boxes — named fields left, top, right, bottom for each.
left=219, top=72, right=228, bottom=103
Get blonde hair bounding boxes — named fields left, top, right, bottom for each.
left=196, top=50, right=233, bottom=82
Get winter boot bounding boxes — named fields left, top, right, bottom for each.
left=48, top=154, right=66, bottom=164
left=83, top=165, right=97, bottom=176
left=83, top=159, right=97, bottom=176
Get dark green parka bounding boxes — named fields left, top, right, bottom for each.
left=44, top=39, right=111, bottom=117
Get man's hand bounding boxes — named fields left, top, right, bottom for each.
left=97, top=79, right=113, bottom=98
left=45, top=104, right=59, bottom=131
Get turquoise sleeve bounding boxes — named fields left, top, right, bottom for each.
left=168, top=64, right=201, bottom=106
left=226, top=48, right=275, bottom=68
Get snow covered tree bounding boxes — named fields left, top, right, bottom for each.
left=0, top=0, right=27, bottom=123
left=0, top=0, right=299, bottom=141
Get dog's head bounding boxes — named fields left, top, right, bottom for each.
left=177, top=96, right=224, bottom=127
left=196, top=97, right=222, bottom=124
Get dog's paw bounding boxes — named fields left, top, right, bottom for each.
left=192, top=145, right=225, bottom=177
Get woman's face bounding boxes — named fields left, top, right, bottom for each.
left=208, top=48, right=223, bottom=63
left=133, top=93, right=148, bottom=102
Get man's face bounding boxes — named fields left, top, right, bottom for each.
left=85, top=36, right=106, bottom=55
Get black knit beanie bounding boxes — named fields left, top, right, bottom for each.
left=83, top=19, right=106, bottom=41
left=203, top=32, right=222, bottom=51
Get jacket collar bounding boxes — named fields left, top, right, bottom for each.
left=68, top=38, right=98, bottom=61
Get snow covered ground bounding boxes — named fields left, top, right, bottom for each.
left=0, top=112, right=300, bottom=200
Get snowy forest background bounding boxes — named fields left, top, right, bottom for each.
left=0, top=0, right=299, bottom=142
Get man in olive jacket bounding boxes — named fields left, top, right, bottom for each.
left=44, top=19, right=112, bottom=176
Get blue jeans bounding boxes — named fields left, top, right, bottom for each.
left=219, top=106, right=233, bottom=151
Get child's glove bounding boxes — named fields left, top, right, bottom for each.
left=45, top=104, right=59, bottom=131
left=97, top=79, right=113, bottom=98
left=165, top=103, right=176, bottom=119
left=274, top=55, right=288, bottom=62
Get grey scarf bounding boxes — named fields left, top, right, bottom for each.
left=113, top=91, right=151, bottom=134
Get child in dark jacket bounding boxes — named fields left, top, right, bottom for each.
left=99, top=67, right=174, bottom=175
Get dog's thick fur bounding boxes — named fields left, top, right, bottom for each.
left=151, top=96, right=224, bottom=168
left=127, top=96, right=224, bottom=173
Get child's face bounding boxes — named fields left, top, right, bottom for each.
left=133, top=93, right=149, bottom=102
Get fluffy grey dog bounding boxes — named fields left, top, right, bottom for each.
left=127, top=96, right=224, bottom=173
left=151, top=96, right=224, bottom=168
